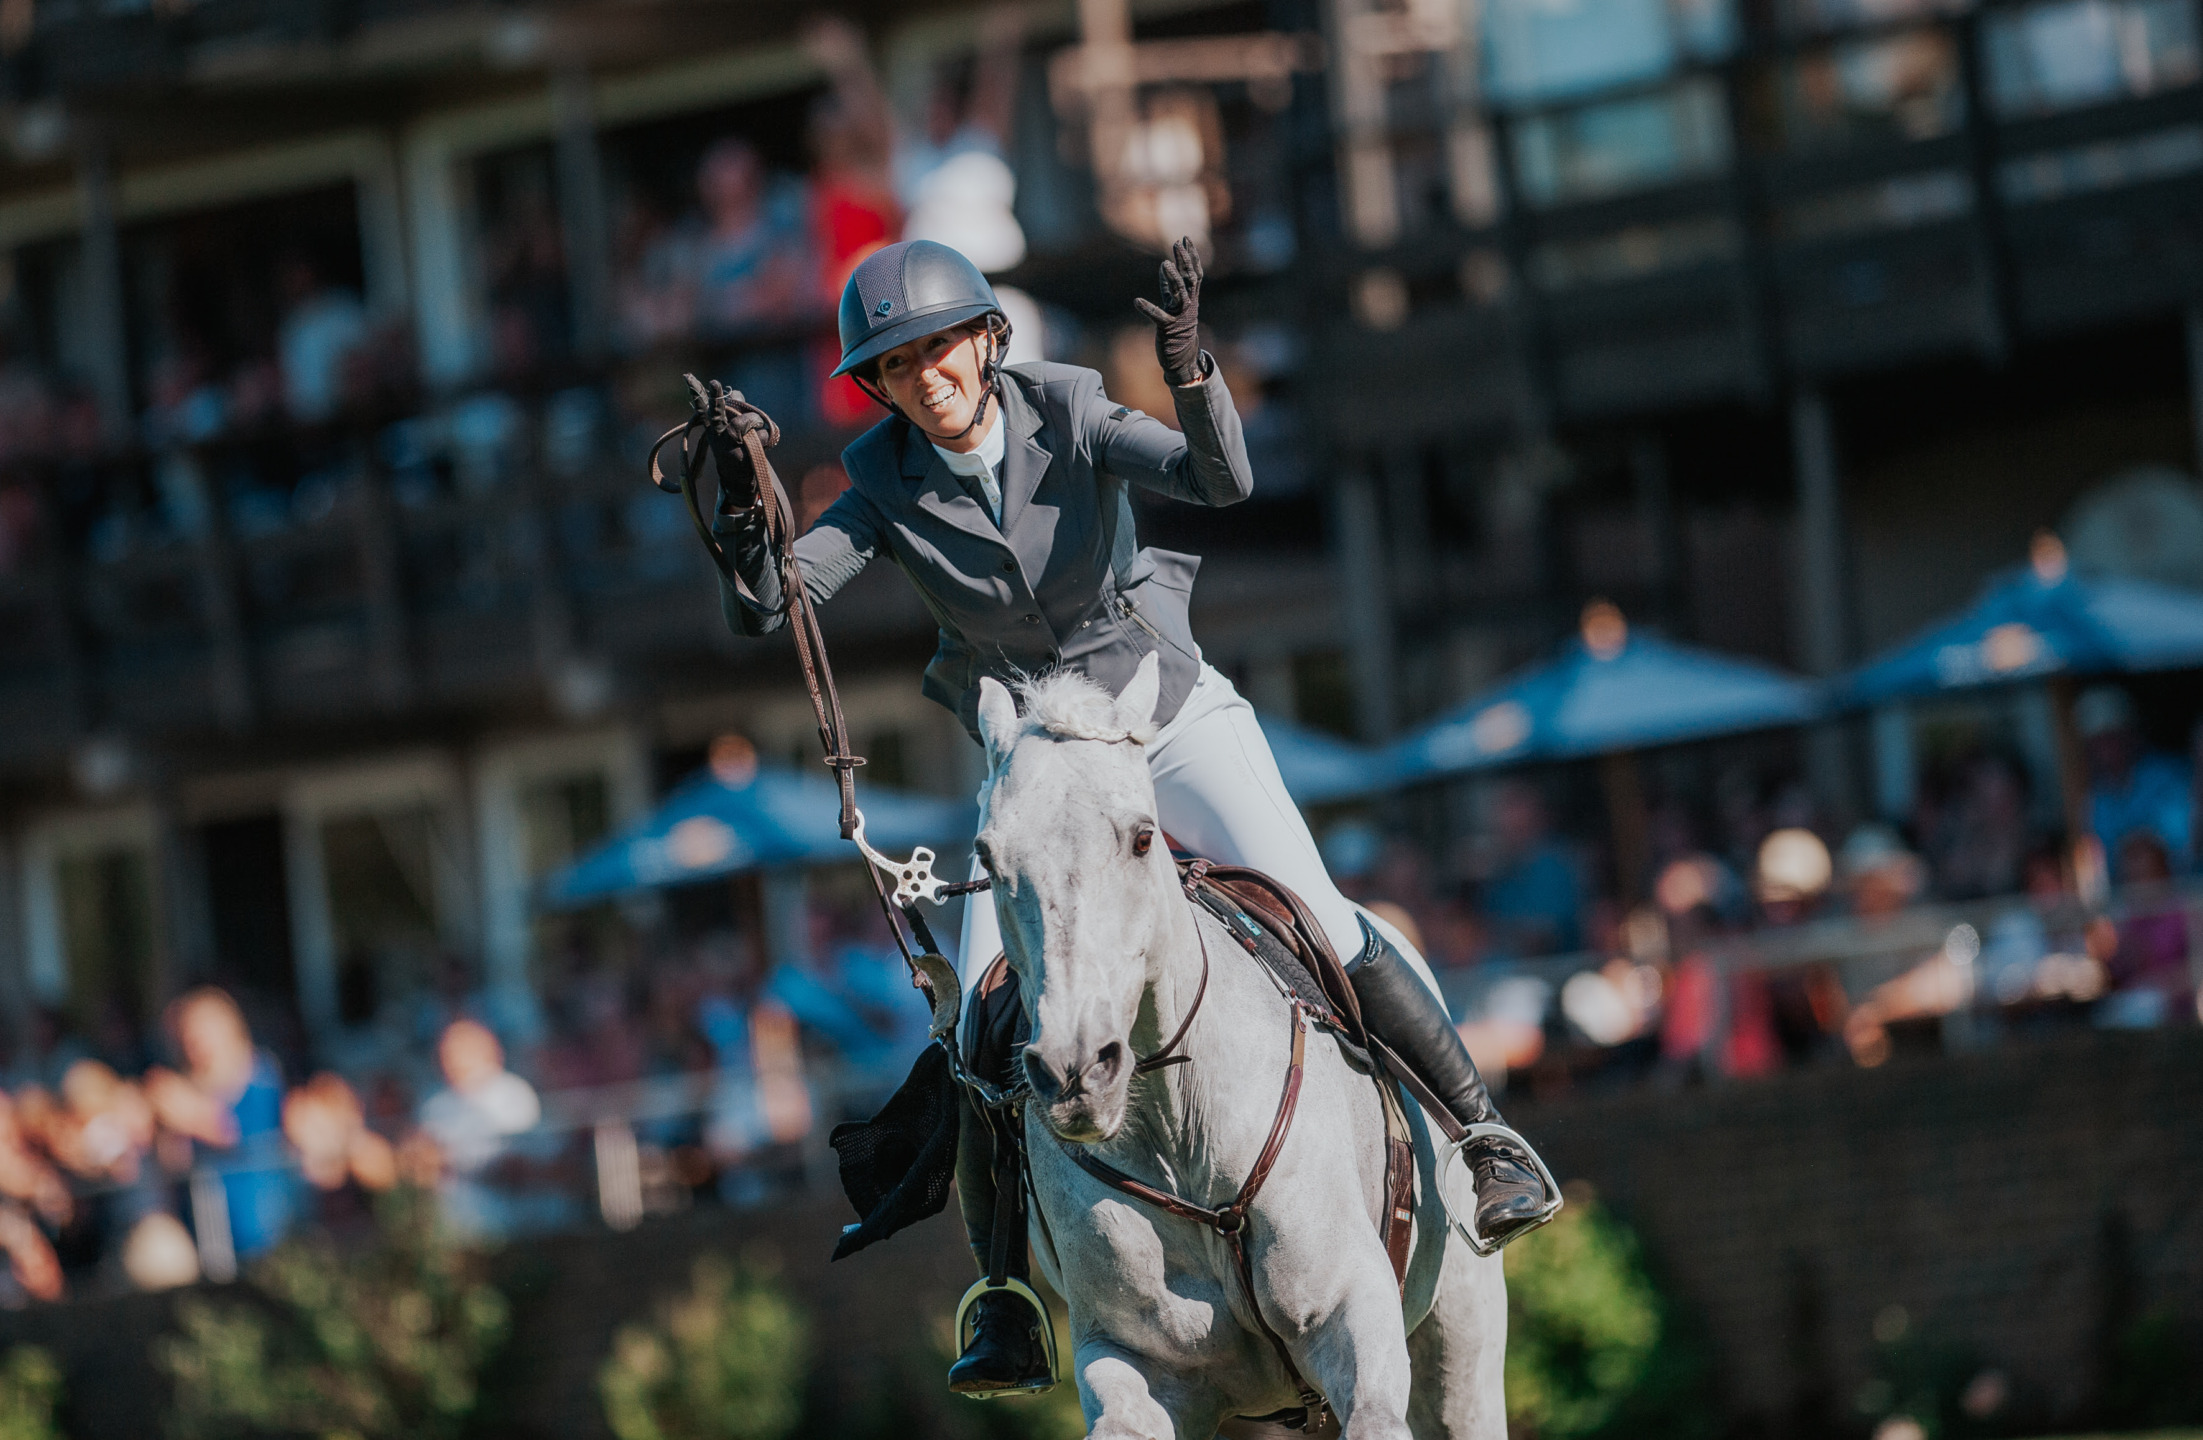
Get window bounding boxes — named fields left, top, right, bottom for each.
left=1485, top=0, right=1737, bottom=107
left=1983, top=0, right=2201, bottom=115
left=1779, top=29, right=1966, bottom=148
left=1510, top=80, right=1733, bottom=205
left=55, top=846, right=159, bottom=1030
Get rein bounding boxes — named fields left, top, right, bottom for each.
left=647, top=380, right=970, bottom=988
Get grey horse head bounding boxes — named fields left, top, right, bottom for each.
left=973, top=652, right=1175, bottom=1144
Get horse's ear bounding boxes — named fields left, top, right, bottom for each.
left=977, top=677, right=1019, bottom=763
left=1114, top=652, right=1163, bottom=738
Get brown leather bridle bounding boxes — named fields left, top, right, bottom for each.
left=1057, top=870, right=1328, bottom=1424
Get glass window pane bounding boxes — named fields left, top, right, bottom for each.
left=519, top=772, right=612, bottom=880
left=1511, top=81, right=1733, bottom=205
left=1487, top=0, right=1681, bottom=105
left=56, top=847, right=158, bottom=1029
left=1779, top=30, right=1966, bottom=149
left=1983, top=0, right=2201, bottom=116
left=1784, top=0, right=1968, bottom=37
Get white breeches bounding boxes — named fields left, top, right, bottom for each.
left=957, top=663, right=1439, bottom=999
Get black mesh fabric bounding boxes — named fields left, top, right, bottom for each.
left=828, top=1041, right=960, bottom=1260
left=852, top=249, right=908, bottom=331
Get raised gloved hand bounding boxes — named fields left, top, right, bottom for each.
left=1133, top=237, right=1206, bottom=388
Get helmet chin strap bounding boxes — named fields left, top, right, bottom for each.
left=855, top=316, right=1010, bottom=444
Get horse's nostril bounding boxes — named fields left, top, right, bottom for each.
left=1022, top=1047, right=1058, bottom=1099
left=1093, top=1041, right=1124, bottom=1078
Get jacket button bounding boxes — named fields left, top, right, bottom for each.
left=1002, top=558, right=1017, bottom=573
left=1021, top=613, right=1042, bottom=624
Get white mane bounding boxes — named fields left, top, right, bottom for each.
left=1015, top=669, right=1159, bottom=745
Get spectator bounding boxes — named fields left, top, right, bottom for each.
left=2079, top=686, right=2191, bottom=876
left=692, top=138, right=809, bottom=339
left=1837, top=824, right=1923, bottom=920
left=0, top=1202, right=62, bottom=1303
left=2102, top=832, right=2190, bottom=1027
left=0, top=332, right=54, bottom=469
left=1927, top=754, right=2029, bottom=899
left=415, top=1019, right=550, bottom=1239
left=0, top=1092, right=70, bottom=1226
left=1478, top=782, right=1583, bottom=955
left=275, top=254, right=369, bottom=424
left=282, top=1073, right=397, bottom=1194
left=144, top=988, right=296, bottom=1259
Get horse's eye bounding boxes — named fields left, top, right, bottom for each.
left=1132, top=826, right=1155, bottom=857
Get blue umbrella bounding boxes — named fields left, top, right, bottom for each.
left=541, top=761, right=972, bottom=909
left=1256, top=712, right=1389, bottom=804
left=1387, top=608, right=1820, bottom=783
left=1840, top=553, right=2203, bottom=705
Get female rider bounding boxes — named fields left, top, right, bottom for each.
left=713, top=237, right=1554, bottom=1394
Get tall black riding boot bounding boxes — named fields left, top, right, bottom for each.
left=1347, top=919, right=1557, bottom=1250
left=948, top=1097, right=1053, bottom=1394
left=947, top=965, right=1053, bottom=1396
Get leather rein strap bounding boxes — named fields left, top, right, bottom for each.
left=651, top=381, right=947, bottom=984
left=650, top=379, right=863, bottom=840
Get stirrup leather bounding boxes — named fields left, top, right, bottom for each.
left=1438, top=1122, right=1564, bottom=1258
left=951, top=1277, right=1060, bottom=1398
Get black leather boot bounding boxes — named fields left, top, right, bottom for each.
left=1347, top=920, right=1556, bottom=1250
left=948, top=1094, right=1053, bottom=1396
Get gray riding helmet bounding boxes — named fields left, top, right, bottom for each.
left=832, top=240, right=1004, bottom=379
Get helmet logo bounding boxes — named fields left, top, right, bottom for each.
left=874, top=299, right=894, bottom=316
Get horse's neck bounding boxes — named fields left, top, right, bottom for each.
left=1115, top=891, right=1284, bottom=1183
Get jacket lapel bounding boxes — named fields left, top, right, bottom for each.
left=995, top=381, right=1059, bottom=582
left=901, top=421, right=1003, bottom=549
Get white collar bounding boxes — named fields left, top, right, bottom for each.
left=932, top=411, right=1005, bottom=479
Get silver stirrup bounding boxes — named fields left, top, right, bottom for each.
left=1437, top=1122, right=1564, bottom=1258
left=951, top=1277, right=1060, bottom=1398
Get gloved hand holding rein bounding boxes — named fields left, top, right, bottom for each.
left=689, top=375, right=779, bottom=517
left=1134, top=236, right=1207, bottom=388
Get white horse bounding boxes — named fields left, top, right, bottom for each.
left=972, top=654, right=1509, bottom=1440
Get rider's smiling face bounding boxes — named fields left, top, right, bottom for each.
left=874, top=322, right=991, bottom=450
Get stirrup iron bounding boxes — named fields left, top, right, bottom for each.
left=951, top=1277, right=1060, bottom=1398
left=1437, top=1122, right=1564, bottom=1258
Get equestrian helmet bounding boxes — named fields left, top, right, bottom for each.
left=832, top=240, right=1003, bottom=379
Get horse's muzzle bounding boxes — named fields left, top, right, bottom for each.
left=1023, top=1039, right=1128, bottom=1141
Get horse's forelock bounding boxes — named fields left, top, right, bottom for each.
left=1012, top=669, right=1159, bottom=746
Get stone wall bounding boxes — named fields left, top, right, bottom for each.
left=1516, top=1026, right=2203, bottom=1435
left=1, top=1028, right=2196, bottom=1438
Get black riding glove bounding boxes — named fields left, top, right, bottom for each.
left=688, top=375, right=778, bottom=517
left=1133, top=236, right=1206, bottom=388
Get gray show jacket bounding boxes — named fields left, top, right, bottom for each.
left=716, top=358, right=1253, bottom=740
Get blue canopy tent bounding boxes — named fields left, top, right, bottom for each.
left=1834, top=537, right=2203, bottom=882
left=1256, top=712, right=1390, bottom=804
left=1387, top=618, right=1821, bottom=779
left=1384, top=605, right=1821, bottom=897
left=540, top=762, right=972, bottom=909
left=1840, top=556, right=2203, bottom=706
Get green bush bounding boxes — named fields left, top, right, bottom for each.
left=1504, top=1182, right=1708, bottom=1440
left=0, top=1346, right=62, bottom=1440
left=598, top=1252, right=808, bottom=1440
left=156, top=1188, right=509, bottom=1440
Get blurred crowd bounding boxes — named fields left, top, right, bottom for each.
left=0, top=11, right=1041, bottom=579
left=0, top=892, right=924, bottom=1308
left=1329, top=682, right=2202, bottom=1099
